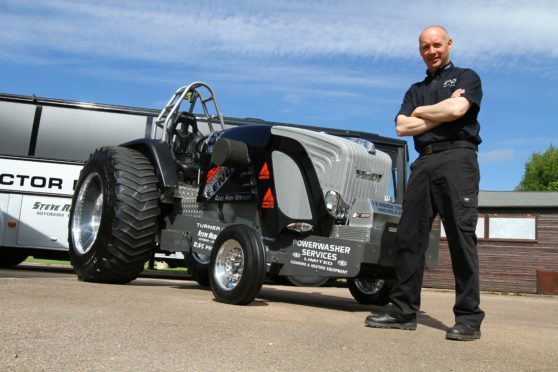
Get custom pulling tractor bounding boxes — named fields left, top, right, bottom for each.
left=68, top=82, right=439, bottom=305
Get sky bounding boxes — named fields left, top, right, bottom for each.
left=1, top=0, right=557, bottom=191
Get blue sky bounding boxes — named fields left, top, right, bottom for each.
left=1, top=0, right=557, bottom=191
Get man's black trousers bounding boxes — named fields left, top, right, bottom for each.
left=388, top=147, right=485, bottom=327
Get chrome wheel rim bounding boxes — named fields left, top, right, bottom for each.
left=71, top=172, right=104, bottom=255
left=355, top=278, right=385, bottom=295
left=214, top=239, right=244, bottom=291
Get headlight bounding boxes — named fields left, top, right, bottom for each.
left=325, top=190, right=340, bottom=215
left=324, top=190, right=349, bottom=219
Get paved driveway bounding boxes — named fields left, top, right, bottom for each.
left=1, top=264, right=557, bottom=371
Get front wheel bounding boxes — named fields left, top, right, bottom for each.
left=347, top=277, right=395, bottom=305
left=209, top=225, right=265, bottom=305
left=68, top=146, right=161, bottom=284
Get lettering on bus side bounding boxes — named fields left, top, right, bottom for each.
left=0, top=173, right=63, bottom=190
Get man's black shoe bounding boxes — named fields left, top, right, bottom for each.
left=446, top=323, right=481, bottom=341
left=365, top=313, right=417, bottom=330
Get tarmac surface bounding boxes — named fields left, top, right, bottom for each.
left=1, top=264, right=557, bottom=371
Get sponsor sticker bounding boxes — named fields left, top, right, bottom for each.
left=203, top=166, right=232, bottom=199
left=192, top=222, right=222, bottom=253
left=206, top=166, right=221, bottom=183
left=370, top=200, right=402, bottom=217
left=287, top=238, right=353, bottom=275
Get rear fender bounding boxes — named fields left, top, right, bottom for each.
left=121, top=139, right=178, bottom=190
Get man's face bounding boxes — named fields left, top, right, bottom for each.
left=419, top=27, right=452, bottom=73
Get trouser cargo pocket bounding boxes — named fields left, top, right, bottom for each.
left=457, top=192, right=478, bottom=232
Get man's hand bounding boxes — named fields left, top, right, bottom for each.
left=451, top=88, right=465, bottom=98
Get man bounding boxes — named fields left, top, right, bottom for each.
left=365, top=25, right=485, bottom=341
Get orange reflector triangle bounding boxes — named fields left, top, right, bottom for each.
left=262, top=187, right=275, bottom=209
left=259, top=162, right=270, bottom=180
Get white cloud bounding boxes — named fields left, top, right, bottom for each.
left=479, top=148, right=516, bottom=163
left=282, top=94, right=302, bottom=105
left=1, top=0, right=557, bottom=66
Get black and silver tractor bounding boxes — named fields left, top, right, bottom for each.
left=68, top=82, right=439, bottom=305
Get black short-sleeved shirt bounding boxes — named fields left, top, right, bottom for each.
left=397, top=62, right=482, bottom=152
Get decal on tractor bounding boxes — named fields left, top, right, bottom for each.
left=203, top=166, right=232, bottom=200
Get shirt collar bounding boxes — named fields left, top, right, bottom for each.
left=427, top=61, right=454, bottom=78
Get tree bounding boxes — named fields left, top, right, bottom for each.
left=516, top=145, right=558, bottom=191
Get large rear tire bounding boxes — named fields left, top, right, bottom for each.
left=68, top=146, right=160, bottom=284
left=347, top=277, right=395, bottom=305
left=209, top=225, right=265, bottom=305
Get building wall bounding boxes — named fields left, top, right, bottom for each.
left=423, top=209, right=558, bottom=293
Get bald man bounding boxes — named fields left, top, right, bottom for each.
left=365, top=26, right=485, bottom=341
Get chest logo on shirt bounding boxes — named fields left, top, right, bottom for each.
left=443, top=78, right=457, bottom=88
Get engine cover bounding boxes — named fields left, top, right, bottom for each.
left=271, top=126, right=392, bottom=203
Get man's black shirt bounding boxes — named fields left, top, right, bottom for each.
left=397, top=62, right=482, bottom=152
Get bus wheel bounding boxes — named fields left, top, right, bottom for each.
left=0, top=248, right=28, bottom=268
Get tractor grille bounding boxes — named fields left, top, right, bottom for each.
left=330, top=225, right=371, bottom=242
left=330, top=225, right=384, bottom=245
